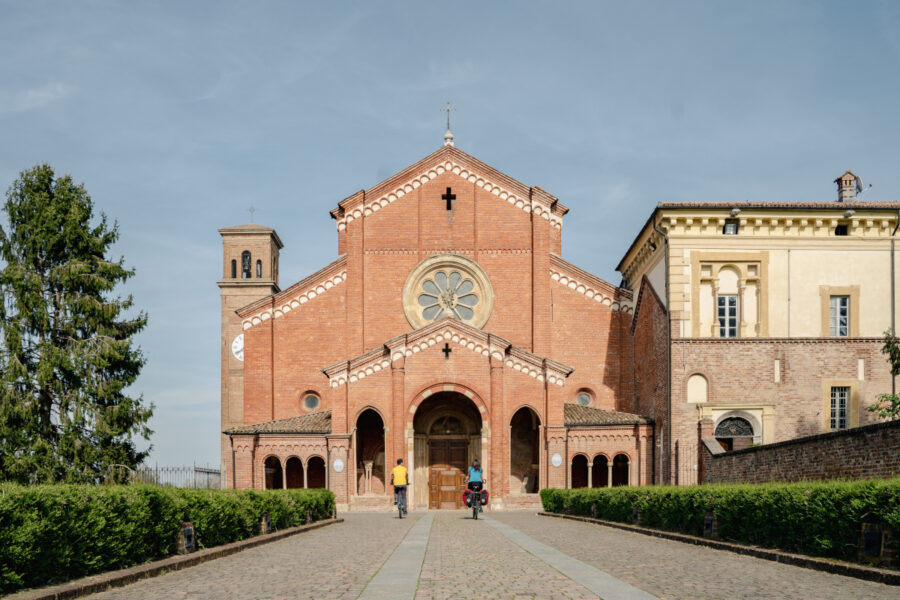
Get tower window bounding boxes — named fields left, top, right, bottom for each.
left=722, top=219, right=739, bottom=235
left=241, top=251, right=251, bottom=279
left=256, top=259, right=262, bottom=278
left=231, top=259, right=237, bottom=279
left=834, top=224, right=849, bottom=236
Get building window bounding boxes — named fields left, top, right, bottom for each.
left=718, top=295, right=738, bottom=338
left=256, top=259, right=262, bottom=278
left=834, top=224, right=849, bottom=236
left=576, top=392, right=592, bottom=406
left=830, top=386, right=849, bottom=430
left=231, top=259, right=237, bottom=279
left=829, top=295, right=849, bottom=337
left=722, top=219, right=739, bottom=235
left=241, top=251, right=252, bottom=279
left=303, top=394, right=320, bottom=411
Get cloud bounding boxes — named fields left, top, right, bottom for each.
left=0, top=82, right=71, bottom=115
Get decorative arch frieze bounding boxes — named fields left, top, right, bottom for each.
left=334, top=159, right=564, bottom=232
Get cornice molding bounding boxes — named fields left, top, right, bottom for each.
left=333, top=154, right=564, bottom=232
left=238, top=256, right=347, bottom=330
left=322, top=318, right=574, bottom=388
left=549, top=255, right=633, bottom=313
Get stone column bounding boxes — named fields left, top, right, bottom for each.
left=303, top=460, right=308, bottom=489
left=607, top=462, right=613, bottom=488
left=588, top=462, right=593, bottom=488
left=363, top=461, right=373, bottom=495
left=282, top=459, right=287, bottom=489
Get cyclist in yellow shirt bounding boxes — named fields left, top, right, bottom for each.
left=390, top=458, right=409, bottom=515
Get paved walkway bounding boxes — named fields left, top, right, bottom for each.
left=84, top=512, right=898, bottom=600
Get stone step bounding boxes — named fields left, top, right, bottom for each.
left=502, top=494, right=543, bottom=510
left=348, top=494, right=394, bottom=512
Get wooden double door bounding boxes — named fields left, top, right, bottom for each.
left=428, top=438, right=467, bottom=509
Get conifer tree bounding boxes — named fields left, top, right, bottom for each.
left=0, top=164, right=152, bottom=483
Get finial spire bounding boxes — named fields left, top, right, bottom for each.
left=441, top=101, right=456, bottom=147
left=248, top=205, right=256, bottom=223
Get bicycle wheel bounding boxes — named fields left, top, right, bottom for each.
left=472, top=498, right=478, bottom=520
left=399, top=495, right=403, bottom=519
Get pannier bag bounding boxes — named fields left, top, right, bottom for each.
left=463, top=489, right=472, bottom=507
left=480, top=489, right=489, bottom=506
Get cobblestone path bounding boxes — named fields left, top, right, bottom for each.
left=83, top=511, right=898, bottom=600
left=489, top=513, right=899, bottom=600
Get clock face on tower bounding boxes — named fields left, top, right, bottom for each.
left=231, top=334, right=244, bottom=362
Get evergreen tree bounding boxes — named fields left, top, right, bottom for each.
left=0, top=164, right=152, bottom=483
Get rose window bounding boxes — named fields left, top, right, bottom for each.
left=417, top=270, right=479, bottom=322
left=402, top=254, right=493, bottom=330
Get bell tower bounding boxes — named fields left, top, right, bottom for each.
left=218, top=223, right=283, bottom=487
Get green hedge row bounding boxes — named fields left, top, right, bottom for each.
left=0, top=484, right=335, bottom=594
left=540, top=478, right=900, bottom=563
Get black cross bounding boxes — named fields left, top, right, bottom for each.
left=441, top=187, right=456, bottom=211
left=442, top=343, right=452, bottom=359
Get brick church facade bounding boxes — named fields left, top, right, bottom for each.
left=219, top=143, right=653, bottom=509
left=219, top=141, right=898, bottom=508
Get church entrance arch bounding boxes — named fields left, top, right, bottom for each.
left=412, top=391, right=483, bottom=509
left=510, top=406, right=540, bottom=494
left=355, top=409, right=385, bottom=496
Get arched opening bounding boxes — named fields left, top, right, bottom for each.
left=241, top=250, right=252, bottom=279
left=612, top=454, right=629, bottom=487
left=285, top=457, right=304, bottom=489
left=355, top=409, right=385, bottom=496
left=592, top=454, right=609, bottom=488
left=230, top=259, right=237, bottom=279
left=412, top=391, right=483, bottom=509
left=256, top=259, right=262, bottom=278
left=715, top=416, right=755, bottom=451
left=306, top=456, right=326, bottom=488
left=571, top=455, right=588, bottom=488
left=509, top=406, right=540, bottom=494
left=264, top=456, right=283, bottom=489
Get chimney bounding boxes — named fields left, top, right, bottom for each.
left=834, top=171, right=861, bottom=202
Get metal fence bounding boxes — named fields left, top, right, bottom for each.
left=125, top=465, right=222, bottom=489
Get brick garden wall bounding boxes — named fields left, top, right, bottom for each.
left=702, top=419, right=900, bottom=484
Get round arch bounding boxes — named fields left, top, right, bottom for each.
left=406, top=381, right=489, bottom=429
left=510, top=405, right=541, bottom=494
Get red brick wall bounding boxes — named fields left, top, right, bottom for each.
left=628, top=277, right=668, bottom=483
left=702, top=420, right=900, bottom=483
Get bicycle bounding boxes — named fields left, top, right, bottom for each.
left=395, top=485, right=408, bottom=518
left=465, top=482, right=485, bottom=520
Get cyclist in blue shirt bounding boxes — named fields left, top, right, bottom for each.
left=465, top=458, right=485, bottom=510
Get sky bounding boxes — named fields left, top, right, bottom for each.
left=2, top=1, right=899, bottom=469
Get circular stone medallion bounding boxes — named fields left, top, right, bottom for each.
left=551, top=453, right=563, bottom=468
left=332, top=458, right=345, bottom=473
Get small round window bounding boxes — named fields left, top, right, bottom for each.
left=304, top=394, right=320, bottom=411
left=577, top=393, right=591, bottom=406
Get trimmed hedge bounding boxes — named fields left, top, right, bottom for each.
left=0, top=484, right=335, bottom=594
left=541, top=478, right=900, bottom=564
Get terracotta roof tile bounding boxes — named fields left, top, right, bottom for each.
left=226, top=410, right=332, bottom=434
left=564, top=404, right=652, bottom=426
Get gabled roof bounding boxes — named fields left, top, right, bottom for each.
left=237, top=255, right=347, bottom=329
left=550, top=254, right=633, bottom=313
left=329, top=145, right=569, bottom=231
left=564, top=404, right=652, bottom=426
left=225, top=410, right=332, bottom=435
left=322, top=317, right=574, bottom=388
